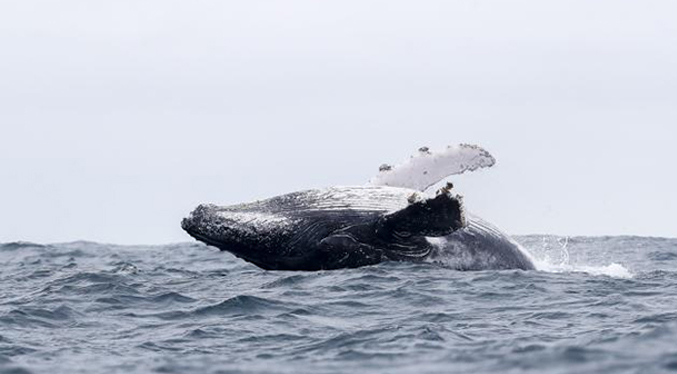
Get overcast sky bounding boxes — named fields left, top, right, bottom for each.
left=1, top=1, right=676, bottom=244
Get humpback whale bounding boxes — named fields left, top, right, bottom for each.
left=182, top=145, right=535, bottom=271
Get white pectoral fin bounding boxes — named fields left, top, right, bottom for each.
left=369, top=144, right=496, bottom=191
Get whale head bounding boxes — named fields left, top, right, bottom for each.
left=181, top=203, right=304, bottom=269
left=181, top=186, right=465, bottom=270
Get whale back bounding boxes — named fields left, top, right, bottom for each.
left=427, top=214, right=536, bottom=270
left=212, top=186, right=415, bottom=237
left=231, top=186, right=413, bottom=215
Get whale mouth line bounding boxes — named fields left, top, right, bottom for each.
left=183, top=225, right=280, bottom=268
left=182, top=224, right=236, bottom=253
left=183, top=228, right=221, bottom=249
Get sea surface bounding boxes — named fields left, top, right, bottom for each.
left=1, top=236, right=677, bottom=374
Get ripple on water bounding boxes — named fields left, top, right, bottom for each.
left=0, top=237, right=676, bottom=373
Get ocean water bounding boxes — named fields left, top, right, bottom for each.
left=1, top=236, right=677, bottom=374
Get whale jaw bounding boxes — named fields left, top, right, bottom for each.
left=181, top=204, right=296, bottom=269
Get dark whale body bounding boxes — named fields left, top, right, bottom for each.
left=182, top=186, right=535, bottom=271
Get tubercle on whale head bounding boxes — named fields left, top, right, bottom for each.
left=181, top=204, right=223, bottom=245
left=181, top=202, right=304, bottom=268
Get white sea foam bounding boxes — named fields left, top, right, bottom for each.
left=528, top=237, right=634, bottom=279
left=536, top=259, right=634, bottom=279
left=369, top=144, right=496, bottom=192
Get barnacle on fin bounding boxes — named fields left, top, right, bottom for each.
left=379, top=164, right=393, bottom=172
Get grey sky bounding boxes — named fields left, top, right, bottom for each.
left=1, top=1, right=676, bottom=244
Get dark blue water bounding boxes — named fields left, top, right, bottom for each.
left=1, top=236, right=677, bottom=374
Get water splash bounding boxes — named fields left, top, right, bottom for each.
left=526, top=236, right=634, bottom=279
